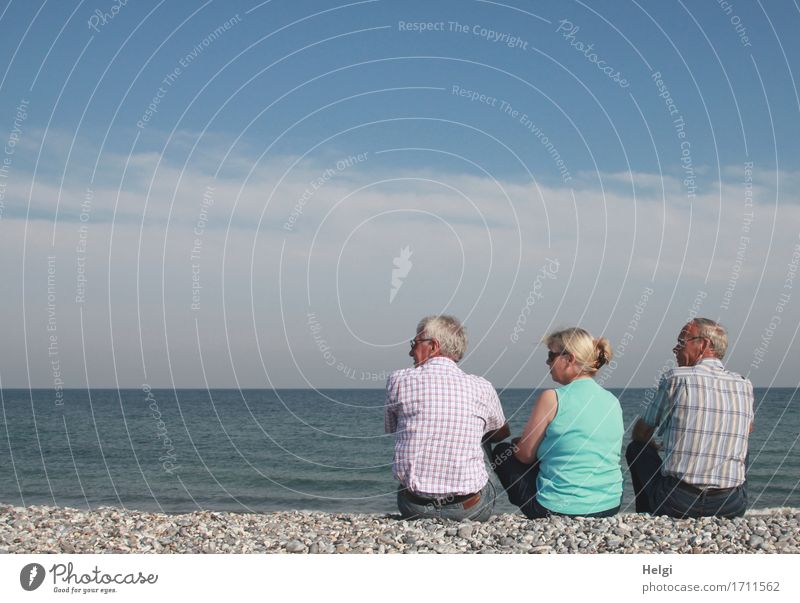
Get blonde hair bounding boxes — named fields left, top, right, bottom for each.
left=417, top=315, right=467, bottom=362
left=544, top=327, right=612, bottom=375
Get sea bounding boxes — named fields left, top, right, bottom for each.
left=0, top=388, right=797, bottom=514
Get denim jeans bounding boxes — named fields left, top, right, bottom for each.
left=491, top=442, right=619, bottom=519
left=625, top=441, right=747, bottom=518
left=396, top=481, right=496, bottom=522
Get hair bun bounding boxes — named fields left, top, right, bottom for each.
left=594, top=337, right=612, bottom=368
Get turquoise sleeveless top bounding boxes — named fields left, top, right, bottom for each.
left=536, top=378, right=623, bottom=515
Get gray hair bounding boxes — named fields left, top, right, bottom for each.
left=417, top=315, right=467, bottom=362
left=692, top=318, right=728, bottom=359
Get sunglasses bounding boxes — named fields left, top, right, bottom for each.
left=547, top=350, right=569, bottom=363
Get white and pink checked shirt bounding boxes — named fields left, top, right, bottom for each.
left=385, top=356, right=506, bottom=497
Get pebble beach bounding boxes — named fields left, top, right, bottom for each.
left=1, top=504, right=798, bottom=554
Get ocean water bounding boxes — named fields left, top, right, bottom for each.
left=0, top=388, right=797, bottom=514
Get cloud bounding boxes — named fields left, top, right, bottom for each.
left=3, top=136, right=800, bottom=387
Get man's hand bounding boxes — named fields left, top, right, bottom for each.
left=482, top=423, right=510, bottom=444
left=631, top=417, right=655, bottom=444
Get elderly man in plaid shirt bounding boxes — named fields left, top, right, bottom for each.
left=385, top=315, right=509, bottom=520
left=627, top=318, right=754, bottom=518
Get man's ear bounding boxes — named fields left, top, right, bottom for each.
left=430, top=339, right=441, bottom=355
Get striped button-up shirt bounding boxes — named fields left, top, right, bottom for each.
left=643, top=358, right=754, bottom=488
left=385, top=356, right=505, bottom=497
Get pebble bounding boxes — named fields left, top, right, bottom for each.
left=285, top=540, right=306, bottom=553
left=605, top=537, right=623, bottom=549
left=0, top=504, right=797, bottom=554
left=748, top=535, right=765, bottom=548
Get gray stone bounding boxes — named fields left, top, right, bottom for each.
left=285, top=540, right=306, bottom=553
left=748, top=535, right=765, bottom=549
left=1, top=505, right=799, bottom=555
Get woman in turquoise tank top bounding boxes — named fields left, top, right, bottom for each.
left=492, top=327, right=623, bottom=518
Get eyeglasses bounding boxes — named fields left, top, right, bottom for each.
left=546, top=350, right=568, bottom=363
left=675, top=336, right=706, bottom=349
left=410, top=338, right=433, bottom=350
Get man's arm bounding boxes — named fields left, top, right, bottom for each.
left=631, top=417, right=655, bottom=444
left=384, top=373, right=398, bottom=434
left=633, top=374, right=669, bottom=447
left=481, top=384, right=508, bottom=443
left=482, top=423, right=510, bottom=443
left=385, top=406, right=397, bottom=434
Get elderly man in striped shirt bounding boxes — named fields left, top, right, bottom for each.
left=385, top=315, right=509, bottom=521
left=627, top=318, right=754, bottom=518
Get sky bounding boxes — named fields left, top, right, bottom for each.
left=1, top=0, right=799, bottom=389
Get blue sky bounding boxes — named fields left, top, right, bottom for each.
left=1, top=0, right=799, bottom=388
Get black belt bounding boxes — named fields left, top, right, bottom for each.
left=401, top=490, right=481, bottom=509
left=676, top=480, right=736, bottom=496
